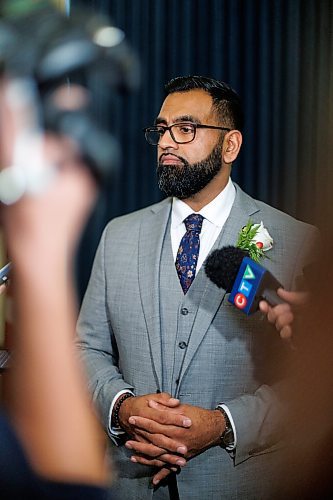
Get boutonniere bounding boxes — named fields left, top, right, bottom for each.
left=236, top=220, right=273, bottom=263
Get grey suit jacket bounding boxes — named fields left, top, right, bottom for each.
left=77, top=183, right=318, bottom=499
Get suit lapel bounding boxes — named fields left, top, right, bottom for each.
left=219, top=183, right=262, bottom=247
left=138, top=198, right=172, bottom=391
left=177, top=184, right=261, bottom=387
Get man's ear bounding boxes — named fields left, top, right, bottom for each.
left=223, top=130, right=242, bottom=164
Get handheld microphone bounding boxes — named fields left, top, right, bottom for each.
left=205, top=246, right=284, bottom=315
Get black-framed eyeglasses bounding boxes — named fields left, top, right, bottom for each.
left=143, top=122, right=231, bottom=146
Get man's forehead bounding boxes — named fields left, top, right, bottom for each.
left=157, top=89, right=214, bottom=123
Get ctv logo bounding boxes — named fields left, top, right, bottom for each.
left=233, top=264, right=255, bottom=310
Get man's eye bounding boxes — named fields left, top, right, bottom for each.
left=156, top=127, right=166, bottom=135
left=178, top=125, right=194, bottom=134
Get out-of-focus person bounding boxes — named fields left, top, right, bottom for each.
left=0, top=0, right=141, bottom=495
left=0, top=73, right=111, bottom=499
left=273, top=235, right=333, bottom=498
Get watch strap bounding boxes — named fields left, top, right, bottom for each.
left=216, top=406, right=235, bottom=448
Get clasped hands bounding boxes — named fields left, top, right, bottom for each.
left=118, top=392, right=225, bottom=486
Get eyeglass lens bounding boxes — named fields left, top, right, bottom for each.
left=146, top=123, right=195, bottom=145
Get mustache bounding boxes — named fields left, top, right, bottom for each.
left=159, top=153, right=186, bottom=164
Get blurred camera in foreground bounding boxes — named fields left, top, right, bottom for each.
left=0, top=0, right=140, bottom=204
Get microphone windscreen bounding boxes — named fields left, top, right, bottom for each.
left=205, top=245, right=248, bottom=291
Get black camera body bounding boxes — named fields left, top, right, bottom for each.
left=0, top=2, right=140, bottom=184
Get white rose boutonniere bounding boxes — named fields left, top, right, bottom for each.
left=251, top=221, right=273, bottom=251
left=236, top=220, right=274, bottom=263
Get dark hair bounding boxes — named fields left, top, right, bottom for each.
left=165, top=75, right=243, bottom=131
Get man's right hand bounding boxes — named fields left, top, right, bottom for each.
left=118, top=392, right=191, bottom=468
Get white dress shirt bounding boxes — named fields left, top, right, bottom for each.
left=171, top=177, right=235, bottom=270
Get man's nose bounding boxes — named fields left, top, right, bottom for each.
left=158, top=129, right=178, bottom=149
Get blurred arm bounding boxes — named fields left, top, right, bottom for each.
left=0, top=76, right=107, bottom=484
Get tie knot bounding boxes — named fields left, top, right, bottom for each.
left=184, top=213, right=204, bottom=234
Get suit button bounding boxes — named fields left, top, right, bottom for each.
left=181, top=307, right=189, bottom=315
left=178, top=341, right=187, bottom=349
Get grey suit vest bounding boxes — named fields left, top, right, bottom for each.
left=159, top=217, right=216, bottom=398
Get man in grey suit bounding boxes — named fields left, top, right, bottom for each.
left=77, top=76, right=318, bottom=499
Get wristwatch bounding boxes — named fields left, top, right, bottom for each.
left=216, top=406, right=235, bottom=448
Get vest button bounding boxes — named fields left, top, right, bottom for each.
left=178, top=341, right=187, bottom=349
left=181, top=307, right=189, bottom=315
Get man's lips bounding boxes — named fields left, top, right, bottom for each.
left=159, top=154, right=184, bottom=165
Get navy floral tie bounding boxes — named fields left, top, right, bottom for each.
left=175, top=213, right=204, bottom=294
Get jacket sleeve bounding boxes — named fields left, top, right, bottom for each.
left=76, top=225, right=134, bottom=438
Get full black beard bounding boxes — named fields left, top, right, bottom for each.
left=157, top=141, right=223, bottom=199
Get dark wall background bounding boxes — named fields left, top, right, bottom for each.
left=71, top=0, right=333, bottom=300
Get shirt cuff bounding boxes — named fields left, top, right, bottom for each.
left=219, top=404, right=237, bottom=451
